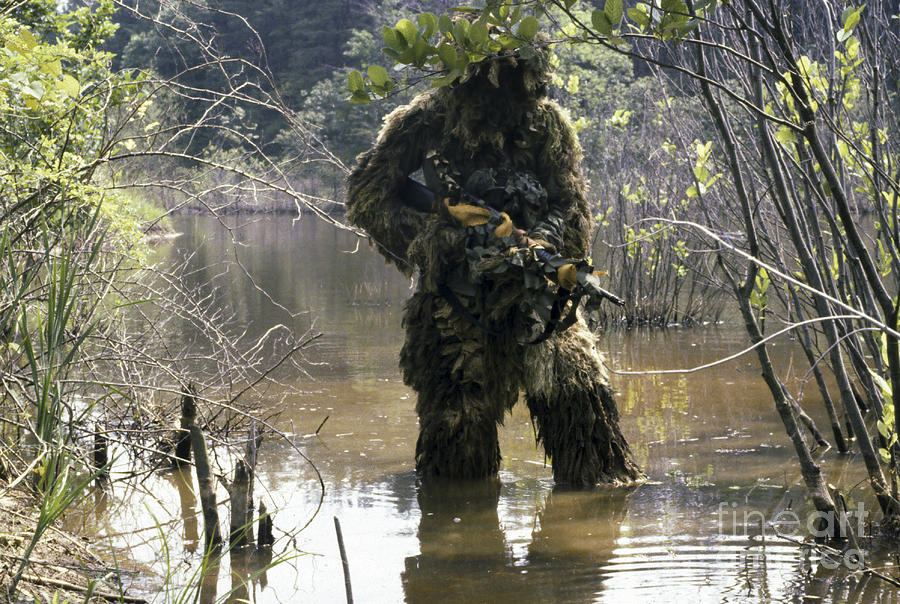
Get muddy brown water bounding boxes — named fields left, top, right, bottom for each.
left=69, top=215, right=900, bottom=603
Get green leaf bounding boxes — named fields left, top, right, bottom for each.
left=843, top=5, right=864, bottom=31
left=22, top=80, right=44, bottom=99
left=592, top=9, right=613, bottom=35
left=680, top=18, right=700, bottom=36
left=418, top=13, right=438, bottom=39
left=498, top=34, right=520, bottom=49
left=879, top=447, right=891, bottom=463
left=411, top=38, right=432, bottom=65
left=59, top=74, right=80, bottom=98
left=348, top=70, right=365, bottom=92
left=349, top=91, right=371, bottom=104
left=453, top=19, right=470, bottom=44
left=518, top=16, right=539, bottom=40
left=398, top=47, right=416, bottom=64
left=438, top=43, right=457, bottom=68
left=367, top=65, right=388, bottom=87
left=774, top=125, right=796, bottom=145
left=396, top=18, right=419, bottom=45
left=470, top=20, right=490, bottom=44
left=18, top=28, right=38, bottom=50
left=693, top=165, right=709, bottom=182
left=661, top=0, right=689, bottom=15
left=431, top=67, right=463, bottom=88
left=628, top=7, right=650, bottom=28
left=751, top=268, right=769, bottom=310
left=439, top=14, right=453, bottom=35
left=564, top=0, right=578, bottom=8
left=40, top=60, right=62, bottom=77
left=383, top=26, right=406, bottom=51
left=871, top=370, right=893, bottom=403
left=605, top=0, right=624, bottom=24
left=697, top=140, right=712, bottom=159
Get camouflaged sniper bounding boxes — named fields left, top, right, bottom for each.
left=346, top=43, right=642, bottom=486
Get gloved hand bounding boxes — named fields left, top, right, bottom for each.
left=513, top=228, right=555, bottom=253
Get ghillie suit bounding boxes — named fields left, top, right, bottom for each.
left=347, top=47, right=642, bottom=487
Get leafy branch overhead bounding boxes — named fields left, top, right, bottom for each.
left=347, top=4, right=541, bottom=103
left=346, top=0, right=714, bottom=103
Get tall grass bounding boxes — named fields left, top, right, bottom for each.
left=0, top=206, right=111, bottom=597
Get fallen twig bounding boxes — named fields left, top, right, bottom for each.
left=20, top=572, right=147, bottom=603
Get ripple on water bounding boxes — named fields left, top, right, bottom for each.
left=599, top=538, right=815, bottom=602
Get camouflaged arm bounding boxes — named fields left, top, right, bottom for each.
left=535, top=100, right=592, bottom=260
left=526, top=205, right=567, bottom=253
left=346, top=97, right=436, bottom=275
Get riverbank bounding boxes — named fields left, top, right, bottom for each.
left=0, top=481, right=147, bottom=603
left=167, top=197, right=344, bottom=216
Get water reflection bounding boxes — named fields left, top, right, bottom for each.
left=198, top=559, right=219, bottom=604
left=525, top=488, right=632, bottom=602
left=225, top=548, right=274, bottom=603
left=167, top=467, right=199, bottom=552
left=402, top=480, right=510, bottom=603
left=398, top=478, right=633, bottom=604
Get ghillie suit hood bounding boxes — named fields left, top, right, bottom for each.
left=442, top=45, right=553, bottom=154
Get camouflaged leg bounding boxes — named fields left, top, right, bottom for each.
left=522, top=318, right=643, bottom=487
left=400, top=292, right=513, bottom=479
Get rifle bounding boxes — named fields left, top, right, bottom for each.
left=400, top=177, right=624, bottom=343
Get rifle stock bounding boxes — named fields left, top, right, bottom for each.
left=399, top=177, right=439, bottom=214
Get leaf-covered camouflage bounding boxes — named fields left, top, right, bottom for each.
left=346, top=48, right=641, bottom=486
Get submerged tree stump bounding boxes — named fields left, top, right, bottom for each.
left=230, top=423, right=263, bottom=549
left=257, top=499, right=274, bottom=548
left=245, top=423, right=261, bottom=516
left=229, top=459, right=250, bottom=548
left=174, top=386, right=197, bottom=467
left=92, top=425, right=109, bottom=481
left=189, top=424, right=222, bottom=551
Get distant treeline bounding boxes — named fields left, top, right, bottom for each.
left=104, top=0, right=428, bottom=162
left=103, top=0, right=656, bottom=166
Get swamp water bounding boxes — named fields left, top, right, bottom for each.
left=70, top=215, right=899, bottom=603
